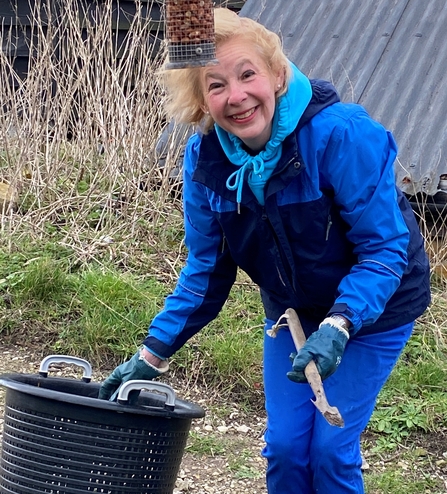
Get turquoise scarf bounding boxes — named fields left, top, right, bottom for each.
left=215, top=62, right=312, bottom=206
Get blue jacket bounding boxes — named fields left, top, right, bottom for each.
left=144, top=81, right=431, bottom=359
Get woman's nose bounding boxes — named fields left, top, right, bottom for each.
left=227, top=82, right=246, bottom=105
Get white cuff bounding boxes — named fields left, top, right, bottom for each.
left=320, top=316, right=350, bottom=339
left=139, top=350, right=169, bottom=373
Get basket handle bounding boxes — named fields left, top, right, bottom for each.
left=39, top=355, right=93, bottom=383
left=117, top=380, right=176, bottom=410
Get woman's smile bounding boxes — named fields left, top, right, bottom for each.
left=230, top=107, right=257, bottom=121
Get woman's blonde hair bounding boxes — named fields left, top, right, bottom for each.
left=160, top=8, right=291, bottom=133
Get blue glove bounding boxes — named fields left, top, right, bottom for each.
left=287, top=316, right=350, bottom=383
left=98, top=349, right=169, bottom=401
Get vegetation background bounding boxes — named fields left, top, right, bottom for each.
left=1, top=1, right=447, bottom=492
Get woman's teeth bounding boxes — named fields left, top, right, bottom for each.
left=232, top=108, right=255, bottom=120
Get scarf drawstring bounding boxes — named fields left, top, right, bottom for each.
left=226, top=155, right=265, bottom=206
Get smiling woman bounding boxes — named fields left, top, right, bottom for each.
left=101, top=7, right=431, bottom=494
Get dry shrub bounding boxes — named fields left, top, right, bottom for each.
left=1, top=0, right=446, bottom=284
left=408, top=192, right=447, bottom=283
left=0, top=0, right=190, bottom=278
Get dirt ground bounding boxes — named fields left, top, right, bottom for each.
left=0, top=343, right=446, bottom=493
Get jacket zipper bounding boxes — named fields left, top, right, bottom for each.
left=276, top=265, right=287, bottom=286
left=262, top=206, right=289, bottom=288
left=326, top=214, right=333, bottom=241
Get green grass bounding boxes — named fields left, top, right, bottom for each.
left=0, top=252, right=168, bottom=364
left=0, top=242, right=264, bottom=398
left=229, top=455, right=264, bottom=480
left=1, top=236, right=447, bottom=493
left=368, top=318, right=447, bottom=447
left=1, top=237, right=447, bottom=410
left=172, top=282, right=265, bottom=401
left=365, top=471, right=444, bottom=494
left=185, top=431, right=228, bottom=456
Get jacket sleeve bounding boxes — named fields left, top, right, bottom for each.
left=319, top=105, right=410, bottom=332
left=143, top=133, right=238, bottom=358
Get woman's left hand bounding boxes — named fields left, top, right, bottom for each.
left=287, top=317, right=350, bottom=383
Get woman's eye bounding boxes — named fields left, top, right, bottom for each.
left=242, top=70, right=255, bottom=79
left=209, top=82, right=223, bottom=91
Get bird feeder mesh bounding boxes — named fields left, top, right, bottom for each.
left=166, top=0, right=217, bottom=68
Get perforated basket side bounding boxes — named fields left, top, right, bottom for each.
left=0, top=389, right=191, bottom=494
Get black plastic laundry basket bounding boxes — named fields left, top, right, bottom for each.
left=0, top=356, right=205, bottom=494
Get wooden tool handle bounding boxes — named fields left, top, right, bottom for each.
left=285, top=308, right=307, bottom=349
left=285, top=308, right=345, bottom=428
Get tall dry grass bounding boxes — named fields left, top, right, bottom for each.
left=408, top=192, right=447, bottom=281
left=1, top=0, right=446, bottom=281
left=0, top=0, right=190, bottom=278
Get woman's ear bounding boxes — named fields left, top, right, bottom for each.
left=275, top=68, right=286, bottom=92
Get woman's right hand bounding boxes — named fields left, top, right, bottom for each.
left=98, top=348, right=169, bottom=401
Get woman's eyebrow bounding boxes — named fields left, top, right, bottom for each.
left=204, top=59, right=254, bottom=80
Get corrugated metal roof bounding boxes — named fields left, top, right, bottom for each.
left=240, top=0, right=447, bottom=196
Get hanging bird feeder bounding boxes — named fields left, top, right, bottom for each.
left=165, top=0, right=218, bottom=69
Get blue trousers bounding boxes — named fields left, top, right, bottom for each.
left=262, top=319, right=414, bottom=494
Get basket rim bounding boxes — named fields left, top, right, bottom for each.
left=0, top=373, right=205, bottom=420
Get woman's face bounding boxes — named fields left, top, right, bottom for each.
left=201, top=37, right=284, bottom=152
